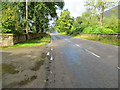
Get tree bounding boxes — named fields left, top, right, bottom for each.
left=1, top=2, right=64, bottom=34
left=1, top=2, right=23, bottom=34
left=70, top=16, right=83, bottom=35
left=85, top=0, right=116, bottom=27
left=55, top=10, right=73, bottom=34
left=81, top=11, right=98, bottom=28
left=28, top=2, right=64, bottom=33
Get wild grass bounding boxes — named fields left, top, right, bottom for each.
left=75, top=35, right=120, bottom=46
left=2, top=34, right=51, bottom=48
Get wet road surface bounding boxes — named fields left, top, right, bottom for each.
left=45, top=34, right=118, bottom=88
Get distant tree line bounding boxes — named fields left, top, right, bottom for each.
left=54, top=0, right=119, bottom=35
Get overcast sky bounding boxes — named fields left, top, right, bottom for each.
left=56, top=0, right=86, bottom=18
left=50, top=0, right=119, bottom=25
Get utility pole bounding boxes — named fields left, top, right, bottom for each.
left=26, top=0, right=28, bottom=39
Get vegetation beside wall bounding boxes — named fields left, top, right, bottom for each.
left=54, top=1, right=119, bottom=35
left=53, top=0, right=119, bottom=46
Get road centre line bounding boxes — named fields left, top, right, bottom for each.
left=85, top=49, right=100, bottom=58
left=47, top=52, right=50, bottom=56
left=75, top=44, right=80, bottom=47
left=50, top=56, right=53, bottom=60
left=67, top=40, right=71, bottom=42
left=51, top=48, right=53, bottom=51
left=65, top=39, right=71, bottom=42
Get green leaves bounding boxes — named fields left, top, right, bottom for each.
left=28, top=2, right=64, bottom=33
left=55, top=10, right=73, bottom=34
left=1, top=2, right=64, bottom=34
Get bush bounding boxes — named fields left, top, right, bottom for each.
left=102, top=28, right=115, bottom=33
left=82, top=26, right=115, bottom=33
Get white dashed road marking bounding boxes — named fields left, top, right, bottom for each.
left=75, top=44, right=80, bottom=47
left=50, top=56, right=53, bottom=60
left=67, top=40, right=71, bottom=42
left=47, top=52, right=50, bottom=56
left=50, top=71, right=53, bottom=74
left=118, top=67, right=120, bottom=70
left=85, top=49, right=100, bottom=58
left=51, top=48, right=53, bottom=51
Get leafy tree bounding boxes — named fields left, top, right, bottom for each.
left=70, top=16, right=83, bottom=35
left=1, top=2, right=23, bottom=34
left=55, top=10, right=73, bottom=34
left=28, top=2, right=64, bottom=33
left=85, top=0, right=116, bottom=27
left=1, top=2, right=64, bottom=34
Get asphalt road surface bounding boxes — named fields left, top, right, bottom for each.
left=45, top=34, right=118, bottom=88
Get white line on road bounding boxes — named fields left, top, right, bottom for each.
left=50, top=71, right=53, bottom=74
left=75, top=44, right=80, bottom=47
left=51, top=48, right=53, bottom=51
left=67, top=40, right=71, bottom=42
left=118, top=67, right=120, bottom=70
left=50, top=56, right=53, bottom=60
left=85, top=49, right=100, bottom=58
left=47, top=52, right=50, bottom=56
left=65, top=39, right=71, bottom=42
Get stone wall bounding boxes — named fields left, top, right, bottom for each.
left=0, top=34, right=14, bottom=47
left=0, top=33, right=44, bottom=46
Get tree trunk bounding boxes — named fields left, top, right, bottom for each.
left=41, top=28, right=44, bottom=33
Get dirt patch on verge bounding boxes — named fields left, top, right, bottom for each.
left=2, top=45, right=49, bottom=88
left=30, top=60, right=44, bottom=71
left=2, top=63, right=19, bottom=75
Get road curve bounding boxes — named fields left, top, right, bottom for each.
left=46, top=34, right=118, bottom=88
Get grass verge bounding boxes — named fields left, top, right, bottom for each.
left=58, top=33, right=120, bottom=46
left=2, top=34, right=51, bottom=48
left=75, top=35, right=120, bottom=46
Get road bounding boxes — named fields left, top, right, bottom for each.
left=45, top=34, right=118, bottom=88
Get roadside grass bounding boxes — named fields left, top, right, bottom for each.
left=58, top=33, right=120, bottom=46
left=58, top=32, right=67, bottom=35
left=75, top=35, right=120, bottom=46
left=2, top=34, right=51, bottom=48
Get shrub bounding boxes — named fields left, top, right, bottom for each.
left=82, top=26, right=115, bottom=34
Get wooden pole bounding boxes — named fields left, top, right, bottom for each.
left=26, top=0, right=28, bottom=39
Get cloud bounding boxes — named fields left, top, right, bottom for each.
left=63, top=0, right=86, bottom=17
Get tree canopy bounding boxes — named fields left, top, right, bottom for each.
left=1, top=2, right=64, bottom=34
left=55, top=10, right=73, bottom=34
left=54, top=0, right=119, bottom=34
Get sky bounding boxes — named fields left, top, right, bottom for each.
left=49, top=0, right=86, bottom=25
left=50, top=0, right=119, bottom=25
left=56, top=0, right=86, bottom=18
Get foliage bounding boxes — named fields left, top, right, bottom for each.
left=103, top=15, right=119, bottom=33
left=85, top=0, right=116, bottom=27
left=28, top=2, right=64, bottom=33
left=1, top=2, right=64, bottom=34
left=55, top=10, right=73, bottom=34
left=82, top=26, right=115, bottom=33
